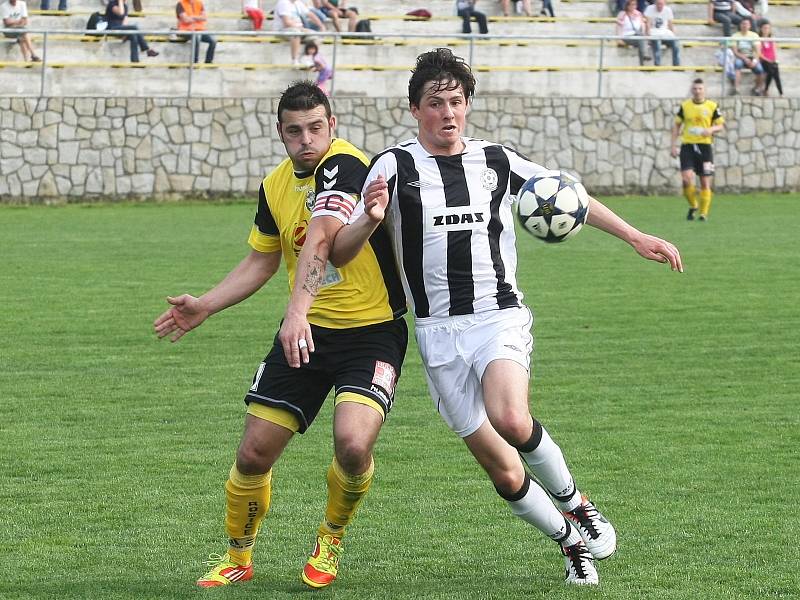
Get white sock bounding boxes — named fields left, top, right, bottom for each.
left=504, top=476, right=582, bottom=546
left=519, top=423, right=582, bottom=511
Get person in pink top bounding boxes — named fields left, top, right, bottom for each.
left=616, top=0, right=649, bottom=65
left=758, top=19, right=782, bottom=96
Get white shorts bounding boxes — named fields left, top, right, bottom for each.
left=415, top=306, right=534, bottom=438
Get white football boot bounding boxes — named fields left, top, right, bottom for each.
left=561, top=541, right=599, bottom=585
left=563, top=495, right=617, bottom=560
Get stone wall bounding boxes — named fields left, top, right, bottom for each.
left=1, top=96, right=798, bottom=202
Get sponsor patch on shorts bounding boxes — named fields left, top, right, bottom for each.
left=372, top=360, right=397, bottom=394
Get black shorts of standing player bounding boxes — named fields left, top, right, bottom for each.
left=245, top=318, right=408, bottom=433
left=679, top=143, right=715, bottom=177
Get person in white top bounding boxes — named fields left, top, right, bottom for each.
left=272, top=0, right=317, bottom=66
left=315, top=48, right=684, bottom=586
left=644, top=0, right=680, bottom=66
left=1, top=0, right=40, bottom=62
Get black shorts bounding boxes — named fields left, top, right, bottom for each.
left=679, top=144, right=714, bottom=177
left=245, top=318, right=408, bottom=433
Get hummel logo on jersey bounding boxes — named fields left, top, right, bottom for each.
left=503, top=344, right=522, bottom=353
left=323, top=165, right=338, bottom=190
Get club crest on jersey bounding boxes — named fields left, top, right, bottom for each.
left=305, top=189, right=316, bottom=211
left=480, top=168, right=498, bottom=191
left=425, top=206, right=487, bottom=233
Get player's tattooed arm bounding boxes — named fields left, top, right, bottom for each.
left=280, top=217, right=341, bottom=368
left=301, top=253, right=326, bottom=297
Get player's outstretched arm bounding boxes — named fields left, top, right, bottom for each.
left=330, top=175, right=388, bottom=267
left=279, top=216, right=343, bottom=368
left=587, top=197, right=684, bottom=272
left=154, top=249, right=281, bottom=342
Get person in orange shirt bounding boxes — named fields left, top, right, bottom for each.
left=176, top=0, right=216, bottom=63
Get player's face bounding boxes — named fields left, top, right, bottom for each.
left=410, top=81, right=468, bottom=156
left=691, top=83, right=705, bottom=103
left=277, top=106, right=336, bottom=172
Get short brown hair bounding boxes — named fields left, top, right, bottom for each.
left=408, top=48, right=476, bottom=108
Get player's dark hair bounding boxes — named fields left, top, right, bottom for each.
left=693, top=78, right=704, bottom=85
left=277, top=81, right=331, bottom=122
left=408, top=48, right=476, bottom=108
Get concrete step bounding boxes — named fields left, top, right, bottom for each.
left=20, top=15, right=800, bottom=42
left=31, top=0, right=800, bottom=19
left=2, top=60, right=796, bottom=97
left=6, top=32, right=798, bottom=65
left=4, top=27, right=798, bottom=69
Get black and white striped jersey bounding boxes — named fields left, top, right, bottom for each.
left=354, top=137, right=548, bottom=321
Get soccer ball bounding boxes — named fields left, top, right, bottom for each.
left=515, top=170, right=590, bottom=243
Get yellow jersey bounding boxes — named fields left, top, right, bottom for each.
left=675, top=99, right=724, bottom=145
left=248, top=138, right=406, bottom=329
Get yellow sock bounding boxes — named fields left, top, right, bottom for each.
left=318, top=457, right=374, bottom=538
left=684, top=184, right=698, bottom=209
left=699, top=188, right=712, bottom=217
left=225, top=464, right=271, bottom=566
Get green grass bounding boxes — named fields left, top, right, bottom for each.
left=1, top=194, right=798, bottom=599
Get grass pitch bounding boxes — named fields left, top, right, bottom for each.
left=1, top=194, right=798, bottom=599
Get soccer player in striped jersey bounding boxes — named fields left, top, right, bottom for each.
left=327, top=48, right=683, bottom=586
left=154, top=81, right=407, bottom=590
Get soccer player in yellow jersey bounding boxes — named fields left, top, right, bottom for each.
left=670, top=78, right=725, bottom=221
left=153, top=81, right=407, bottom=590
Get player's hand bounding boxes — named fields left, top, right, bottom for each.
left=278, top=310, right=314, bottom=368
left=630, top=233, right=684, bottom=273
left=670, top=145, right=679, bottom=158
left=363, top=175, right=388, bottom=223
left=153, top=294, right=210, bottom=342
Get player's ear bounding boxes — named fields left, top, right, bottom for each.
left=328, top=114, right=336, bottom=134
left=276, top=122, right=284, bottom=143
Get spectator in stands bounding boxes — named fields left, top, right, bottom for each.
left=616, top=0, right=648, bottom=66
left=303, top=39, right=333, bottom=95
left=738, top=0, right=768, bottom=21
left=296, top=0, right=326, bottom=31
left=39, top=0, right=66, bottom=11
left=457, top=0, right=488, bottom=35
left=104, top=0, right=159, bottom=62
left=242, top=0, right=264, bottom=30
left=540, top=0, right=554, bottom=17
left=500, top=0, right=531, bottom=17
left=758, top=19, right=781, bottom=96
left=1, top=0, right=40, bottom=61
left=273, top=0, right=316, bottom=66
left=306, top=0, right=330, bottom=29
left=730, top=16, right=764, bottom=95
left=176, top=0, right=216, bottom=64
left=708, top=0, right=747, bottom=37
left=644, top=0, right=680, bottom=66
left=318, top=0, right=357, bottom=32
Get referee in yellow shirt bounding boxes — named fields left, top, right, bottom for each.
left=670, top=78, right=725, bottom=221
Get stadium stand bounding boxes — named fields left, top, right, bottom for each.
left=0, top=0, right=798, bottom=96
